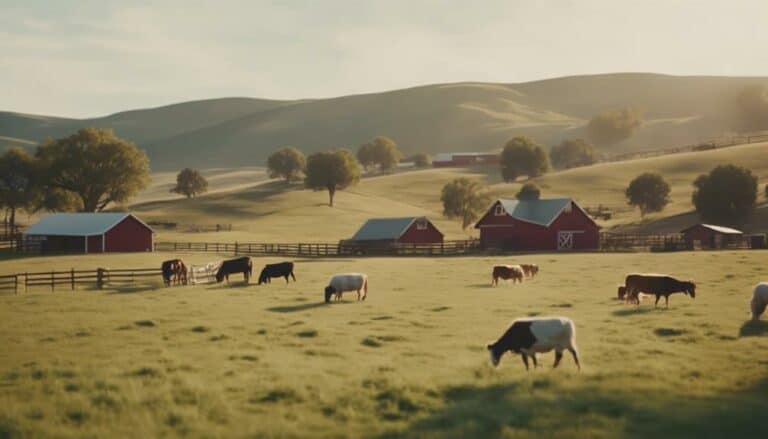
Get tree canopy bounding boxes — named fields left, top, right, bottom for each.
left=625, top=173, right=670, bottom=216
left=550, top=139, right=598, bottom=169
left=692, top=164, right=757, bottom=225
left=304, top=150, right=361, bottom=206
left=411, top=153, right=431, bottom=168
left=0, top=147, right=39, bottom=229
left=358, top=137, right=401, bottom=171
left=587, top=108, right=643, bottom=145
left=267, top=147, right=306, bottom=182
left=37, top=128, right=150, bottom=212
left=440, top=178, right=491, bottom=229
left=735, top=85, right=768, bottom=132
left=499, top=137, right=549, bottom=183
left=171, top=168, right=208, bottom=198
left=516, top=183, right=541, bottom=200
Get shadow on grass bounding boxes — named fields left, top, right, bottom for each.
left=267, top=301, right=350, bottom=313
left=378, top=378, right=768, bottom=438
left=612, top=307, right=656, bottom=317
left=467, top=283, right=495, bottom=289
left=105, top=284, right=159, bottom=294
left=739, top=320, right=768, bottom=337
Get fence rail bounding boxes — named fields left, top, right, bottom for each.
left=0, top=267, right=163, bottom=294
left=607, top=133, right=768, bottom=162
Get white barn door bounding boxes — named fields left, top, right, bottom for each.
left=557, top=231, right=574, bottom=250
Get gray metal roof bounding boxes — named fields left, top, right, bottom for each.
left=350, top=217, right=423, bottom=241
left=25, top=213, right=149, bottom=236
left=495, top=198, right=574, bottom=227
left=682, top=224, right=743, bottom=235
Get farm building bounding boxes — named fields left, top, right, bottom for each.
left=680, top=224, right=743, bottom=249
left=474, top=198, right=599, bottom=251
left=432, top=152, right=500, bottom=167
left=348, top=216, right=444, bottom=245
left=24, top=213, right=154, bottom=254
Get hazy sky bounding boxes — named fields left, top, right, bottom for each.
left=2, top=0, right=768, bottom=117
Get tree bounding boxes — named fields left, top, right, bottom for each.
left=765, top=183, right=768, bottom=200
left=550, top=139, right=598, bottom=169
left=356, top=143, right=375, bottom=171
left=304, top=150, right=361, bottom=206
left=516, top=183, right=541, bottom=200
left=587, top=108, right=643, bottom=145
left=692, top=165, right=757, bottom=225
left=625, top=173, right=671, bottom=216
left=0, top=147, right=39, bottom=231
left=36, top=128, right=150, bottom=212
left=171, top=168, right=208, bottom=198
left=499, top=137, right=549, bottom=182
left=412, top=153, right=431, bottom=167
left=358, top=137, right=401, bottom=171
left=267, top=147, right=306, bottom=182
left=441, top=178, right=491, bottom=229
left=735, top=85, right=768, bottom=132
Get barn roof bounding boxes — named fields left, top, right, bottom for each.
left=25, top=213, right=152, bottom=236
left=495, top=198, right=575, bottom=227
left=350, top=217, right=432, bottom=241
left=681, top=224, right=743, bottom=235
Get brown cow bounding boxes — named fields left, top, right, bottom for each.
left=162, top=259, right=187, bottom=286
left=520, top=264, right=539, bottom=279
left=625, top=274, right=696, bottom=308
left=492, top=265, right=524, bottom=286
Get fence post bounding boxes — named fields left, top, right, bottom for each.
left=24, top=272, right=27, bottom=292
left=235, top=242, right=239, bottom=255
left=71, top=268, right=75, bottom=291
left=97, top=268, right=106, bottom=289
left=51, top=271, right=54, bottom=292
left=14, top=275, right=18, bottom=295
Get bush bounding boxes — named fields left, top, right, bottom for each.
left=550, top=139, right=598, bottom=169
left=516, top=183, right=541, bottom=200
left=587, top=108, right=643, bottom=145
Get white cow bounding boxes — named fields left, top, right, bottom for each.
left=487, top=316, right=580, bottom=370
left=325, top=273, right=368, bottom=303
left=751, top=282, right=768, bottom=321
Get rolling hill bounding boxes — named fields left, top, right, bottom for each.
left=3, top=73, right=768, bottom=170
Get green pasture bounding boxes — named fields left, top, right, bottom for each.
left=1, top=251, right=767, bottom=438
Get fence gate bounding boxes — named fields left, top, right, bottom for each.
left=557, top=232, right=574, bottom=250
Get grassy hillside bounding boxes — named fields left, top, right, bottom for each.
left=130, top=142, right=768, bottom=242
left=1, top=251, right=767, bottom=437
left=4, top=73, right=768, bottom=169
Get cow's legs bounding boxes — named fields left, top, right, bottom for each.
left=290, top=272, right=296, bottom=282
left=521, top=354, right=529, bottom=371
left=530, top=353, right=538, bottom=368
left=568, top=347, right=581, bottom=371
left=553, top=350, right=563, bottom=368
left=654, top=295, right=661, bottom=308
left=665, top=295, right=669, bottom=308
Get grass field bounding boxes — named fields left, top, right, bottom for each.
left=1, top=251, right=767, bottom=438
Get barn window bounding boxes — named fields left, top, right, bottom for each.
left=494, top=204, right=506, bottom=216
left=564, top=202, right=573, bottom=214
left=416, top=220, right=427, bottom=230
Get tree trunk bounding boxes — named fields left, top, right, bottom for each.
left=328, top=187, right=336, bottom=207
left=9, top=207, right=15, bottom=235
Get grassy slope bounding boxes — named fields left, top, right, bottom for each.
left=132, top=142, right=767, bottom=243
left=0, top=251, right=767, bottom=438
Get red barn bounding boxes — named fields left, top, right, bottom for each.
left=24, top=213, right=154, bottom=254
left=349, top=216, right=443, bottom=245
left=680, top=224, right=743, bottom=249
left=432, top=152, right=500, bottom=167
left=474, top=198, right=599, bottom=251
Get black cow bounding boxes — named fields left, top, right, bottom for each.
left=625, top=274, right=696, bottom=308
left=215, top=257, right=253, bottom=283
left=258, top=262, right=296, bottom=285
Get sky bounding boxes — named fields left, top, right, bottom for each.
left=2, top=0, right=768, bottom=118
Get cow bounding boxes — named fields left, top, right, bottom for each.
left=487, top=317, right=580, bottom=371
left=161, top=259, right=187, bottom=286
left=325, top=273, right=368, bottom=303
left=492, top=265, right=524, bottom=286
left=751, top=282, right=768, bottom=321
left=617, top=285, right=627, bottom=300
left=258, top=262, right=296, bottom=285
left=625, top=273, right=696, bottom=308
left=215, top=257, right=253, bottom=283
left=520, top=264, right=539, bottom=279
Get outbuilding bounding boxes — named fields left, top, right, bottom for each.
left=474, top=198, right=599, bottom=251
left=680, top=224, right=743, bottom=249
left=432, top=152, right=500, bottom=167
left=349, top=216, right=444, bottom=245
left=24, top=213, right=154, bottom=254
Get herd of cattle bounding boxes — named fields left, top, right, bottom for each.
left=160, top=257, right=768, bottom=371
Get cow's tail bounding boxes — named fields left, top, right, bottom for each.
left=363, top=277, right=368, bottom=300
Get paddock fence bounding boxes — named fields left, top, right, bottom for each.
left=606, top=133, right=768, bottom=163
left=147, top=221, right=233, bottom=233
left=0, top=267, right=163, bottom=295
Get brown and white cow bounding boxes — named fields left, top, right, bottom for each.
left=492, top=265, right=524, bottom=286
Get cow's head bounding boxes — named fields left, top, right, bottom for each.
left=686, top=281, right=696, bottom=298
left=324, top=285, right=336, bottom=303
left=486, top=343, right=504, bottom=367
left=215, top=272, right=225, bottom=283
left=257, top=270, right=268, bottom=285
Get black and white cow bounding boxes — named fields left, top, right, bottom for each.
left=487, top=317, right=580, bottom=371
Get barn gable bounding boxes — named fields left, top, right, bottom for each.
left=475, top=198, right=597, bottom=229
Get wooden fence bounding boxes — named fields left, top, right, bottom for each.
left=147, top=221, right=233, bottom=233
left=607, top=133, right=768, bottom=163
left=0, top=267, right=163, bottom=294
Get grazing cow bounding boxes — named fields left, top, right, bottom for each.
left=487, top=317, right=580, bottom=371
left=215, top=257, right=253, bottom=283
left=751, top=282, right=768, bottom=321
left=492, top=265, right=524, bottom=286
left=325, top=273, right=368, bottom=303
left=161, top=259, right=186, bottom=286
left=625, top=273, right=696, bottom=308
left=258, top=262, right=296, bottom=285
left=520, top=264, right=539, bottom=279
left=617, top=285, right=627, bottom=300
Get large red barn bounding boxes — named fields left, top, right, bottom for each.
left=349, top=216, right=444, bottom=245
left=24, top=213, right=154, bottom=254
left=474, top=198, right=599, bottom=251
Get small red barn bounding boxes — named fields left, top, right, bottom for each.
left=475, top=198, right=599, bottom=251
left=680, top=224, right=743, bottom=249
left=24, top=213, right=154, bottom=254
left=432, top=152, right=500, bottom=168
left=349, top=216, right=444, bottom=245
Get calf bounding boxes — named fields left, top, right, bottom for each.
left=325, top=273, right=368, bottom=303
left=625, top=273, right=696, bottom=308
left=751, top=282, right=768, bottom=321
left=492, top=265, right=524, bottom=286
left=520, top=264, right=539, bottom=279
left=258, top=262, right=296, bottom=285
left=487, top=317, right=580, bottom=371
